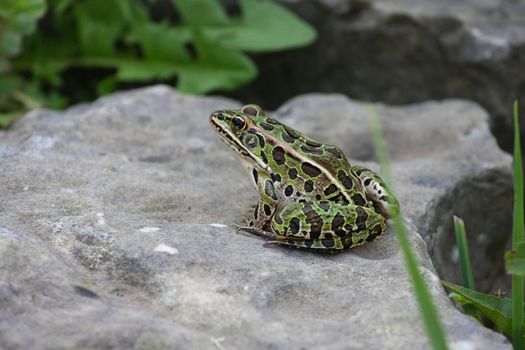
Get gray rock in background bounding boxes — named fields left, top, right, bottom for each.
left=0, top=86, right=511, bottom=349
left=230, top=0, right=525, bottom=153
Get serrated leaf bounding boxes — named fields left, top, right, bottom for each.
left=172, top=0, right=230, bottom=26
left=442, top=280, right=523, bottom=337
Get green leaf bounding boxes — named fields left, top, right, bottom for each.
left=0, top=0, right=46, bottom=61
left=128, top=22, right=190, bottom=62
left=453, top=216, right=475, bottom=290
left=506, top=242, right=525, bottom=275
left=0, top=111, right=21, bottom=128
left=367, top=106, right=449, bottom=350
left=448, top=292, right=483, bottom=323
left=512, top=99, right=525, bottom=350
left=74, top=0, right=126, bottom=56
left=443, top=280, right=521, bottom=337
left=171, top=0, right=230, bottom=26
left=177, top=30, right=256, bottom=93
left=200, top=0, right=317, bottom=52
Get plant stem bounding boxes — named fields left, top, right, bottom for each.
left=512, top=100, right=524, bottom=350
left=367, top=105, right=449, bottom=350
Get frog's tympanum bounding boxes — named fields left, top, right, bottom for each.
left=210, top=104, right=400, bottom=252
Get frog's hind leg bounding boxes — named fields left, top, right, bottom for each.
left=351, top=165, right=400, bottom=219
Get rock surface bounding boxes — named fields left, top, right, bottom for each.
left=0, top=86, right=511, bottom=349
left=231, top=0, right=525, bottom=152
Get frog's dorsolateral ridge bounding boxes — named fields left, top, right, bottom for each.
left=210, top=104, right=399, bottom=252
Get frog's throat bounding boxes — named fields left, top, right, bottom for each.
left=210, top=119, right=271, bottom=172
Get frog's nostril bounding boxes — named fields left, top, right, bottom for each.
left=210, top=112, right=225, bottom=121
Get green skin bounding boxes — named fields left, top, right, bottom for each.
left=210, top=104, right=400, bottom=252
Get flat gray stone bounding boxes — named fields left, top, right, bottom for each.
left=232, top=0, right=525, bottom=152
left=0, top=86, right=511, bottom=349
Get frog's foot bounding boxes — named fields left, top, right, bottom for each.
left=234, top=225, right=276, bottom=240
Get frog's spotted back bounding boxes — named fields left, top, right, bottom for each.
left=210, top=104, right=400, bottom=252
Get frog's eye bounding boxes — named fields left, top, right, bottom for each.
left=232, top=116, right=246, bottom=130
left=242, top=105, right=259, bottom=116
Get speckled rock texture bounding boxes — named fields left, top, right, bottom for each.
left=232, top=0, right=525, bottom=152
left=0, top=86, right=511, bottom=349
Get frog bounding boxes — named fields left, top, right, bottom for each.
left=209, top=104, right=400, bottom=252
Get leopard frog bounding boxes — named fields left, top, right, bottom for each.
left=209, top=104, right=399, bottom=252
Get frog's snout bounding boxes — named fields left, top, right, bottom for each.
left=210, top=111, right=227, bottom=123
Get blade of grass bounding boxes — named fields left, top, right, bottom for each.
left=366, top=105, right=449, bottom=350
left=453, top=216, right=475, bottom=290
left=512, top=99, right=524, bottom=350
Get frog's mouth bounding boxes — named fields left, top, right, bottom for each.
left=210, top=115, right=269, bottom=171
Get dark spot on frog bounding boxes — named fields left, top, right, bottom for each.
left=248, top=128, right=257, bottom=134
left=324, top=184, right=338, bottom=196
left=74, top=285, right=99, bottom=299
left=243, top=106, right=259, bottom=116
left=284, top=185, right=294, bottom=197
left=300, top=145, right=324, bottom=156
left=331, top=212, right=345, bottom=231
left=260, top=151, right=269, bottom=164
left=272, top=146, right=286, bottom=165
left=301, top=162, right=322, bottom=177
left=354, top=167, right=366, bottom=175
left=244, top=135, right=259, bottom=148
left=271, top=173, right=282, bottom=182
left=318, top=201, right=331, bottom=212
left=356, top=206, right=368, bottom=229
left=327, top=146, right=343, bottom=159
left=260, top=122, right=274, bottom=131
left=282, top=132, right=295, bottom=143
left=304, top=180, right=314, bottom=192
left=304, top=208, right=322, bottom=239
left=264, top=204, right=272, bottom=216
left=351, top=194, right=367, bottom=206
left=266, top=117, right=280, bottom=125
left=364, top=178, right=372, bottom=186
left=257, top=134, right=265, bottom=148
left=366, top=224, right=383, bottom=242
left=322, top=238, right=335, bottom=248
left=284, top=126, right=301, bottom=140
left=335, top=229, right=346, bottom=237
left=288, top=168, right=298, bottom=179
left=254, top=203, right=259, bottom=220
left=290, top=218, right=300, bottom=234
left=337, top=170, right=354, bottom=190
left=264, top=180, right=277, bottom=200
left=252, top=168, right=258, bottom=184
left=305, top=140, right=322, bottom=148
left=316, top=194, right=321, bottom=200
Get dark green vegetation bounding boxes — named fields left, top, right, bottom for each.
left=368, top=106, right=449, bottom=350
left=444, top=101, right=524, bottom=349
left=0, top=0, right=316, bottom=127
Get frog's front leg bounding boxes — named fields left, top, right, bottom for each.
left=239, top=167, right=279, bottom=232
left=268, top=201, right=386, bottom=252
left=351, top=165, right=400, bottom=219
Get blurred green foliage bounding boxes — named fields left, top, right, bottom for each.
left=0, top=0, right=316, bottom=127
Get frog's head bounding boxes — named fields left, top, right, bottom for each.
left=210, top=104, right=272, bottom=171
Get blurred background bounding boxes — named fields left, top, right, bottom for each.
left=2, top=0, right=525, bottom=155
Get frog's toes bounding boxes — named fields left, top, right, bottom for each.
left=236, top=226, right=276, bottom=240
